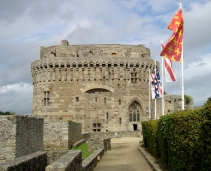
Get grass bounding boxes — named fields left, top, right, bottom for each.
left=71, top=143, right=93, bottom=159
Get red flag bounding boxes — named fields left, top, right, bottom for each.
left=168, top=9, right=183, bottom=33
left=160, top=9, right=184, bottom=62
left=161, top=44, right=176, bottom=82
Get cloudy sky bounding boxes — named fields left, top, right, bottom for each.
left=0, top=0, right=211, bottom=114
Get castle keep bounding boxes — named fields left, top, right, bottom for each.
left=31, top=40, right=163, bottom=132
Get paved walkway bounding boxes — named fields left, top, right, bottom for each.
left=94, top=137, right=153, bottom=171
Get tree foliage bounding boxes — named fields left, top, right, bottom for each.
left=0, top=111, right=15, bottom=115
left=184, top=94, right=191, bottom=104
left=204, top=96, right=211, bottom=106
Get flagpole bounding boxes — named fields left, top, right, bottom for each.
left=179, top=3, right=185, bottom=110
left=154, top=60, right=157, bottom=119
left=161, top=41, right=165, bottom=115
left=148, top=68, right=151, bottom=119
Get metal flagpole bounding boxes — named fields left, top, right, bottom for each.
left=161, top=41, right=165, bottom=115
left=149, top=68, right=151, bottom=119
left=179, top=3, right=185, bottom=110
left=154, top=60, right=157, bottom=120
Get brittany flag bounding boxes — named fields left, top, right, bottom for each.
left=160, top=9, right=184, bottom=62
left=150, top=67, right=163, bottom=99
left=161, top=44, right=176, bottom=82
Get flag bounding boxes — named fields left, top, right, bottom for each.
left=150, top=67, right=163, bottom=99
left=160, top=9, right=184, bottom=62
left=161, top=44, right=176, bottom=82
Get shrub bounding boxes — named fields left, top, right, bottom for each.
left=142, top=105, right=211, bottom=171
left=142, top=121, right=148, bottom=147
left=142, top=120, right=159, bottom=156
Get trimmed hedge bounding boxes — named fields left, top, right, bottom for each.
left=142, top=103, right=211, bottom=171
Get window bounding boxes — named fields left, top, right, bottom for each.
left=129, top=103, right=140, bottom=122
left=119, top=117, right=122, bottom=124
left=93, top=123, right=101, bottom=132
left=131, top=72, right=138, bottom=84
left=106, top=113, right=108, bottom=124
left=76, top=97, right=79, bottom=102
left=43, top=91, right=50, bottom=106
left=104, top=98, right=106, bottom=103
left=95, top=97, right=97, bottom=102
left=119, top=100, right=121, bottom=105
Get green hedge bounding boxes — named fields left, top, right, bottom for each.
left=142, top=121, right=148, bottom=148
left=142, top=102, right=211, bottom=171
left=142, top=120, right=159, bottom=156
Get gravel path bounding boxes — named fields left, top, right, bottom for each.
left=94, top=137, right=153, bottom=171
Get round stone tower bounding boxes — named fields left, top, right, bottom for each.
left=31, top=40, right=158, bottom=132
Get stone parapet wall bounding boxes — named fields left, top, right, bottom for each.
left=82, top=148, right=104, bottom=171
left=73, top=139, right=86, bottom=148
left=68, top=122, right=82, bottom=148
left=45, top=150, right=82, bottom=171
left=39, top=41, right=150, bottom=59
left=46, top=150, right=68, bottom=165
left=0, top=116, right=16, bottom=163
left=82, top=132, right=90, bottom=140
left=43, top=120, right=82, bottom=150
left=0, top=151, right=47, bottom=171
left=0, top=116, right=43, bottom=163
left=16, top=116, right=43, bottom=158
left=90, top=131, right=142, bottom=139
left=43, top=120, right=69, bottom=151
left=87, top=138, right=111, bottom=152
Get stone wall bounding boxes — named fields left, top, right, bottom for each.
left=0, top=116, right=43, bottom=163
left=43, top=120, right=82, bottom=150
left=46, top=150, right=68, bottom=165
left=87, top=138, right=111, bottom=152
left=82, top=132, right=90, bottom=140
left=90, top=131, right=142, bottom=139
left=43, top=120, right=69, bottom=151
left=68, top=122, right=82, bottom=148
left=82, top=148, right=104, bottom=171
left=45, top=151, right=82, bottom=171
left=0, top=151, right=47, bottom=171
left=151, top=95, right=194, bottom=119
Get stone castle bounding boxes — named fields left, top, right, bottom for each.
left=0, top=40, right=194, bottom=170
left=31, top=40, right=193, bottom=133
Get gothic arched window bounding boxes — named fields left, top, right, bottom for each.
left=129, top=103, right=140, bottom=122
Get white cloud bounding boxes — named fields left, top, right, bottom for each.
left=0, top=83, right=33, bottom=114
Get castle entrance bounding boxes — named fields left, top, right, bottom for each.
left=133, top=124, right=137, bottom=131
left=128, top=101, right=141, bottom=131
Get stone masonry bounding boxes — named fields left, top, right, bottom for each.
left=43, top=120, right=82, bottom=151
left=31, top=40, right=157, bottom=133
left=0, top=115, right=43, bottom=163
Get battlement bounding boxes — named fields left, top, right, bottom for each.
left=40, top=40, right=150, bottom=59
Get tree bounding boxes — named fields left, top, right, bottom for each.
left=0, top=111, right=15, bottom=115
left=184, top=95, right=191, bottom=105
left=204, top=97, right=211, bottom=106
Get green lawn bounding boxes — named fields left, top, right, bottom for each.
left=71, top=143, right=93, bottom=159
